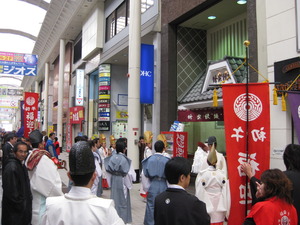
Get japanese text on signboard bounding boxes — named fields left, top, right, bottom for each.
left=24, top=92, right=39, bottom=137
left=0, top=52, right=38, bottom=76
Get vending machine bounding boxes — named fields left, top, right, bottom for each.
left=161, top=131, right=188, bottom=158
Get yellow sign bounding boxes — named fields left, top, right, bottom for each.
left=48, top=126, right=54, bottom=135
left=99, top=95, right=110, bottom=99
left=116, top=111, right=128, bottom=119
left=99, top=72, right=111, bottom=77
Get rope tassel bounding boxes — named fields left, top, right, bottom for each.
left=213, top=88, right=218, bottom=107
left=282, top=93, right=286, bottom=111
left=273, top=88, right=278, bottom=105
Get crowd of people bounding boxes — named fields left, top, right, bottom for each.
left=0, top=129, right=299, bottom=225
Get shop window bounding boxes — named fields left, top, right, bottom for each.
left=73, top=38, right=82, bottom=64
left=106, top=12, right=116, bottom=41
left=105, top=0, right=154, bottom=42
left=106, top=0, right=129, bottom=42
left=116, top=2, right=127, bottom=35
left=141, top=0, right=154, bottom=13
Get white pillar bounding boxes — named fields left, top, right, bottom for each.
left=57, top=39, right=65, bottom=147
left=152, top=33, right=161, bottom=142
left=44, top=62, right=49, bottom=133
left=128, top=0, right=141, bottom=171
left=35, top=81, right=39, bottom=93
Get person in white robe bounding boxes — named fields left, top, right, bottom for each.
left=140, top=131, right=154, bottom=199
left=25, top=129, right=63, bottom=225
left=99, top=134, right=109, bottom=188
left=42, top=141, right=124, bottom=225
left=104, top=140, right=136, bottom=224
left=192, top=141, right=209, bottom=173
left=109, top=135, right=117, bottom=155
left=143, top=131, right=153, bottom=159
left=195, top=143, right=231, bottom=225
left=157, top=133, right=172, bottom=159
left=198, top=136, right=228, bottom=178
left=88, top=140, right=102, bottom=196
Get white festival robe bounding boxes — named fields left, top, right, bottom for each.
left=194, top=148, right=228, bottom=178
left=92, top=151, right=103, bottom=196
left=195, top=166, right=231, bottom=224
left=25, top=150, right=63, bottom=225
left=191, top=147, right=209, bottom=173
left=42, top=186, right=125, bottom=225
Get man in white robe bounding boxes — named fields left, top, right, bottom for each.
left=192, top=141, right=209, bottom=173
left=195, top=143, right=230, bottom=225
left=42, top=141, right=124, bottom=225
left=140, top=131, right=153, bottom=199
left=26, top=129, right=63, bottom=225
left=197, top=136, right=228, bottom=178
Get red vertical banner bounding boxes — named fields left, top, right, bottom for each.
left=174, top=132, right=188, bottom=158
left=24, top=92, right=39, bottom=138
left=223, top=83, right=270, bottom=224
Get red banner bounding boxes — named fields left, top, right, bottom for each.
left=24, top=92, right=39, bottom=138
left=69, top=106, right=84, bottom=124
left=223, top=83, right=270, bottom=224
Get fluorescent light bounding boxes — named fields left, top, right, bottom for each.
left=208, top=16, right=216, bottom=20
left=237, top=0, right=247, bottom=4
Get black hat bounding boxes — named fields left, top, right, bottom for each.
left=207, top=136, right=217, bottom=145
left=29, top=129, right=43, bottom=144
left=69, top=141, right=95, bottom=175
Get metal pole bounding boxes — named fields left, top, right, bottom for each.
left=244, top=40, right=250, bottom=215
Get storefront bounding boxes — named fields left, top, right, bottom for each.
left=178, top=57, right=247, bottom=156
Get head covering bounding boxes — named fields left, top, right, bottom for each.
left=29, top=129, right=43, bottom=144
left=144, top=131, right=153, bottom=144
left=99, top=134, right=106, bottom=144
left=69, top=141, right=95, bottom=175
left=198, top=141, right=207, bottom=149
left=110, top=135, right=116, bottom=145
left=206, top=136, right=217, bottom=145
left=157, top=134, right=168, bottom=148
left=207, top=143, right=217, bottom=166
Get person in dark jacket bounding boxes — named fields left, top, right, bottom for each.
left=154, top=157, right=210, bottom=225
left=2, top=132, right=17, bottom=170
left=2, top=141, right=32, bottom=225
